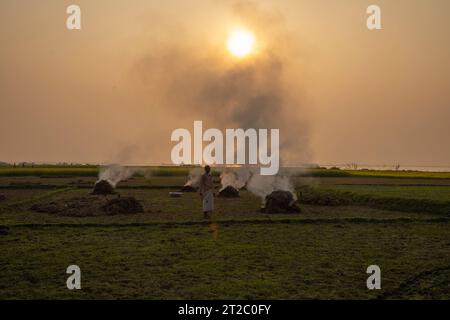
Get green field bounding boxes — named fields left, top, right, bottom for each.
left=324, top=185, right=450, bottom=202
left=299, top=184, right=450, bottom=215
left=0, top=168, right=449, bottom=299
left=2, top=166, right=450, bottom=179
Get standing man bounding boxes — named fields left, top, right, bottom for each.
left=199, top=165, right=214, bottom=219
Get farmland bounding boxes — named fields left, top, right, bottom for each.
left=0, top=166, right=449, bottom=299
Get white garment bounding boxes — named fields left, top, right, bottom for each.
left=202, top=190, right=214, bottom=212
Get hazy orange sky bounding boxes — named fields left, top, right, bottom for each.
left=1, top=0, right=449, bottom=167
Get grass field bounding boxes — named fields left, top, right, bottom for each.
left=2, top=166, right=450, bottom=179
left=0, top=168, right=449, bottom=299
left=299, top=185, right=450, bottom=215
left=323, top=185, right=450, bottom=202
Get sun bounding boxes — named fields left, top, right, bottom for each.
left=227, top=29, right=255, bottom=58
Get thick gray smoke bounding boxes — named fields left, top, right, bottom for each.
left=220, top=167, right=252, bottom=190
left=98, top=165, right=137, bottom=187
left=184, top=168, right=202, bottom=188
left=218, top=165, right=298, bottom=203
left=246, top=172, right=297, bottom=204
left=133, top=1, right=310, bottom=165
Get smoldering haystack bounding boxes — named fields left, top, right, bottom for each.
left=218, top=186, right=240, bottom=198
left=31, top=195, right=144, bottom=217
left=261, top=190, right=301, bottom=214
left=92, top=180, right=115, bottom=195
left=180, top=184, right=198, bottom=192
left=102, top=197, right=144, bottom=215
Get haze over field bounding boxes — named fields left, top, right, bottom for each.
left=0, top=0, right=449, bottom=166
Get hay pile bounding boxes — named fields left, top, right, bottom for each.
left=180, top=185, right=197, bottom=192
left=31, top=196, right=100, bottom=217
left=92, top=180, right=115, bottom=195
left=261, top=190, right=301, bottom=214
left=102, top=197, right=144, bottom=215
left=218, top=186, right=240, bottom=198
left=31, top=195, right=143, bottom=217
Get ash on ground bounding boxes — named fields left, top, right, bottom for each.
left=180, top=184, right=197, bottom=192
left=261, top=190, right=301, bottom=214
left=218, top=186, right=240, bottom=198
left=92, top=180, right=115, bottom=195
left=102, top=197, right=144, bottom=215
left=31, top=195, right=144, bottom=217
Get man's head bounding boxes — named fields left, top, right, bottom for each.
left=204, top=165, right=211, bottom=173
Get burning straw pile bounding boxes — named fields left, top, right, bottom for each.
left=218, top=168, right=251, bottom=198
left=261, top=190, right=300, bottom=213
left=102, top=196, right=144, bottom=215
left=246, top=173, right=301, bottom=214
left=218, top=185, right=240, bottom=198
left=31, top=195, right=143, bottom=217
left=92, top=180, right=115, bottom=195
left=95, top=164, right=136, bottom=191
left=180, top=168, right=201, bottom=192
left=31, top=165, right=144, bottom=217
left=180, top=184, right=197, bottom=192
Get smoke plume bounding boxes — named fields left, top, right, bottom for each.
left=246, top=172, right=297, bottom=204
left=132, top=1, right=311, bottom=165
left=220, top=167, right=252, bottom=190
left=98, top=165, right=137, bottom=187
left=184, top=168, right=202, bottom=188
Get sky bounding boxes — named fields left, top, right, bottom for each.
left=0, top=0, right=449, bottom=167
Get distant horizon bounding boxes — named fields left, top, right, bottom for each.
left=1, top=160, right=450, bottom=172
